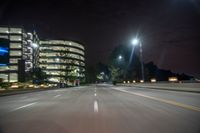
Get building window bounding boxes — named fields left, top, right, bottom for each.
left=9, top=28, right=22, bottom=34
left=10, top=43, right=22, bottom=49
left=9, top=65, right=18, bottom=70
left=0, top=27, right=9, bottom=33
left=10, top=35, right=22, bottom=41
left=10, top=50, right=22, bottom=56
left=9, top=59, right=19, bottom=64
left=0, top=74, right=8, bottom=82
left=9, top=73, right=18, bottom=82
left=0, top=66, right=9, bottom=71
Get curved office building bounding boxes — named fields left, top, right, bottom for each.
left=39, top=40, right=85, bottom=84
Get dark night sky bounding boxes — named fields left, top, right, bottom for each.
left=0, top=0, right=200, bottom=77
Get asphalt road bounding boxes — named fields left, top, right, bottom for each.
left=0, top=84, right=200, bottom=133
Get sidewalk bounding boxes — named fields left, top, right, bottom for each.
left=0, top=87, right=57, bottom=97
left=117, top=83, right=200, bottom=93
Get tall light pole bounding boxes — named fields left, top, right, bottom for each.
left=131, top=38, right=145, bottom=82
left=31, top=43, right=38, bottom=69
left=31, top=43, right=38, bottom=84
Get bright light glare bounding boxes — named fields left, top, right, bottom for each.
left=150, top=78, right=157, bottom=83
left=140, top=80, right=144, bottom=83
left=32, top=43, right=38, bottom=48
left=168, top=77, right=178, bottom=82
left=56, top=58, right=60, bottom=61
left=131, top=38, right=139, bottom=45
left=118, top=55, right=122, bottom=60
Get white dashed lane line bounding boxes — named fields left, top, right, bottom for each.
left=94, top=100, right=99, bottom=113
left=12, top=102, right=37, bottom=111
left=54, top=95, right=61, bottom=98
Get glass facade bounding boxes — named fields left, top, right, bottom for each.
left=0, top=26, right=85, bottom=84
left=40, top=40, right=85, bottom=84
left=0, top=26, right=40, bottom=82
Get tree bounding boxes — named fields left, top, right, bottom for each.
left=96, top=62, right=110, bottom=82
left=85, top=65, right=97, bottom=83
left=109, top=44, right=141, bottom=82
left=33, top=67, right=47, bottom=84
left=109, top=65, right=120, bottom=82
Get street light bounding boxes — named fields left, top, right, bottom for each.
left=131, top=38, right=145, bottom=82
left=118, top=55, right=123, bottom=60
left=131, top=38, right=139, bottom=46
left=31, top=43, right=38, bottom=48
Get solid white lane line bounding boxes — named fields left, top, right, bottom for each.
left=13, top=102, right=37, bottom=111
left=94, top=100, right=99, bottom=113
left=94, top=93, right=97, bottom=97
left=54, top=95, right=61, bottom=98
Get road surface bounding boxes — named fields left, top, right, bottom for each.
left=0, top=84, right=200, bottom=133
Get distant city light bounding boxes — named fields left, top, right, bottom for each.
left=168, top=77, right=178, bottom=82
left=150, top=78, right=157, bottom=83
left=10, top=84, right=19, bottom=89
left=140, top=80, right=144, bottom=83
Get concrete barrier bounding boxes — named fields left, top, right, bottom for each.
left=117, top=83, right=200, bottom=93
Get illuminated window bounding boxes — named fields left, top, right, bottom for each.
left=10, top=35, right=22, bottom=41
left=10, top=50, right=21, bottom=56
left=0, top=27, right=9, bottom=33
left=10, top=43, right=22, bottom=49
left=9, top=66, right=18, bottom=70
left=10, top=28, right=22, bottom=34
left=9, top=59, right=19, bottom=63
left=48, top=77, right=60, bottom=82
left=9, top=73, right=18, bottom=82
left=0, top=66, right=9, bottom=71
left=0, top=74, right=8, bottom=82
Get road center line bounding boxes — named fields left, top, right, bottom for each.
left=94, top=93, right=97, bottom=96
left=94, top=100, right=99, bottom=113
left=13, top=102, right=37, bottom=111
left=54, top=95, right=61, bottom=98
left=113, top=88, right=200, bottom=112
